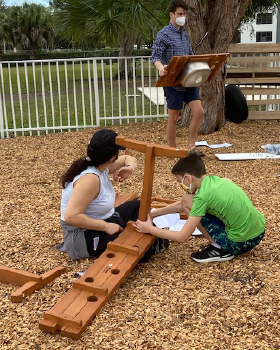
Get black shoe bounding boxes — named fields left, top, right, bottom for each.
left=191, top=244, right=235, bottom=263
left=152, top=238, right=170, bottom=254
left=140, top=238, right=170, bottom=263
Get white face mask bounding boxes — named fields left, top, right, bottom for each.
left=180, top=175, right=192, bottom=193
left=175, top=16, right=186, bottom=26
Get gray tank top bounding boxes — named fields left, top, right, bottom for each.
left=61, top=166, right=115, bottom=221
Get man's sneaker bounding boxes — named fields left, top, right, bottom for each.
left=191, top=244, right=235, bottom=263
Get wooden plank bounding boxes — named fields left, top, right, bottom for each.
left=116, top=135, right=188, bottom=158
left=106, top=242, right=139, bottom=256
left=11, top=280, right=41, bottom=303
left=61, top=260, right=147, bottom=340
left=229, top=43, right=280, bottom=53
left=228, top=59, right=280, bottom=67
left=89, top=254, right=128, bottom=286
left=248, top=111, right=280, bottom=120
left=0, top=265, right=66, bottom=303
left=40, top=232, right=156, bottom=339
left=114, top=192, right=138, bottom=207
left=62, top=289, right=94, bottom=319
left=227, top=67, right=280, bottom=73
left=151, top=196, right=177, bottom=204
left=246, top=99, right=280, bottom=106
left=43, top=288, right=82, bottom=315
left=239, top=87, right=280, bottom=95
left=0, top=265, right=41, bottom=285
left=44, top=311, right=83, bottom=329
left=72, top=281, right=108, bottom=296
left=226, top=77, right=280, bottom=85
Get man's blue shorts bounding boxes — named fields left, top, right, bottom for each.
left=200, top=214, right=265, bottom=255
left=163, top=86, right=200, bottom=110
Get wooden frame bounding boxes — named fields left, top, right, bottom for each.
left=226, top=43, right=280, bottom=120
left=39, top=137, right=187, bottom=339
left=155, top=53, right=228, bottom=87
left=0, top=265, right=66, bottom=303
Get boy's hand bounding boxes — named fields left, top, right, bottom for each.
left=134, top=214, right=153, bottom=233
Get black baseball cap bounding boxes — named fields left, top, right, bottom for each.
left=89, top=129, right=126, bottom=152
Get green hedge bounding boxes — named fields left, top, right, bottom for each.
left=1, top=48, right=152, bottom=61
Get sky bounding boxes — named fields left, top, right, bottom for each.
left=5, top=0, right=49, bottom=6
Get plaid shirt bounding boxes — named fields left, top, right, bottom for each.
left=152, top=22, right=194, bottom=65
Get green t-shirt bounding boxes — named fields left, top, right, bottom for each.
left=189, top=175, right=265, bottom=242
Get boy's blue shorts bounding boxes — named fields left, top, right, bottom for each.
left=200, top=214, right=265, bottom=255
left=163, top=86, right=200, bottom=110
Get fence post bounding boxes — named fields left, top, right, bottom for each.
left=93, top=59, right=100, bottom=127
left=0, top=89, right=4, bottom=139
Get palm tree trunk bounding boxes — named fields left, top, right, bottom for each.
left=117, top=32, right=138, bottom=79
left=29, top=45, right=36, bottom=60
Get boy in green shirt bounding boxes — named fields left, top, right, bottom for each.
left=134, top=154, right=265, bottom=263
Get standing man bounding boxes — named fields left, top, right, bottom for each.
left=152, top=0, right=204, bottom=155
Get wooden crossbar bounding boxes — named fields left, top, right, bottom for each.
left=39, top=138, right=188, bottom=339
left=0, top=265, right=66, bottom=303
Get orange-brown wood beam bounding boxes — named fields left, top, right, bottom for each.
left=0, top=265, right=66, bottom=303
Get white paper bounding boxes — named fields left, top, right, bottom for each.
left=215, top=152, right=280, bottom=160
left=208, top=143, right=233, bottom=149
left=152, top=212, right=180, bottom=228
left=195, top=140, right=208, bottom=146
left=195, top=140, right=233, bottom=148
left=152, top=213, right=202, bottom=236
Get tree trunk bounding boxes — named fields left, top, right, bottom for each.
left=117, top=32, right=138, bottom=79
left=29, top=44, right=36, bottom=60
left=0, top=40, right=3, bottom=61
left=179, top=0, right=252, bottom=134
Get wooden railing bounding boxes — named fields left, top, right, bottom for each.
left=226, top=43, right=280, bottom=120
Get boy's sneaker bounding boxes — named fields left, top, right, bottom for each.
left=191, top=244, right=235, bottom=263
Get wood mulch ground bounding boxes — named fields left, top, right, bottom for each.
left=0, top=119, right=280, bottom=350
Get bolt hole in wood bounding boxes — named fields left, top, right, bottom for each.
left=111, top=269, right=120, bottom=275
left=106, top=253, right=115, bottom=258
left=87, top=295, right=98, bottom=302
left=85, top=277, right=94, bottom=283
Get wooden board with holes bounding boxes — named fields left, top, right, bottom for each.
left=39, top=223, right=156, bottom=339
left=39, top=138, right=188, bottom=339
left=155, top=53, right=228, bottom=87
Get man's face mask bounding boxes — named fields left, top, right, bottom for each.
left=175, top=16, right=186, bottom=26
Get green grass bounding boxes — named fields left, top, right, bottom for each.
left=0, top=59, right=165, bottom=136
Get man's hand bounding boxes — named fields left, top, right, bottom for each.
left=159, top=65, right=168, bottom=77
